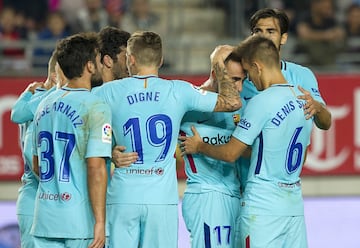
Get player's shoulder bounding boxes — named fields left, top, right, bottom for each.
left=281, top=60, right=315, bottom=76
left=165, top=78, right=192, bottom=86
left=92, top=79, right=124, bottom=95
left=82, top=92, right=111, bottom=115
left=246, top=89, right=269, bottom=107
left=168, top=78, right=204, bottom=93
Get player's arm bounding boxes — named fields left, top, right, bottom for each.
left=32, top=155, right=39, bottom=177
left=179, top=125, right=247, bottom=163
left=312, top=103, right=331, bottom=130
left=175, top=144, right=184, bottom=170
left=213, top=62, right=242, bottom=112
left=11, top=82, right=44, bottom=124
left=297, top=86, right=331, bottom=130
left=242, top=147, right=252, bottom=158
left=87, top=157, right=107, bottom=248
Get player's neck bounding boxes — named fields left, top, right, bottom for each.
left=67, top=78, right=91, bottom=90
left=263, top=70, right=287, bottom=89
left=43, top=78, right=55, bottom=90
left=201, top=78, right=217, bottom=93
left=135, top=65, right=159, bottom=76
left=103, top=75, right=116, bottom=83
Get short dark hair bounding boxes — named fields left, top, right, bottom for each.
left=235, top=35, right=280, bottom=67
left=224, top=51, right=242, bottom=64
left=56, top=32, right=99, bottom=79
left=98, top=26, right=130, bottom=63
left=250, top=8, right=289, bottom=35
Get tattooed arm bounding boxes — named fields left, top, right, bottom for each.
left=213, top=62, right=242, bottom=112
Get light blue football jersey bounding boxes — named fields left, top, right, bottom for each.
left=13, top=87, right=53, bottom=216
left=16, top=121, right=39, bottom=216
left=238, top=60, right=324, bottom=193
left=11, top=87, right=49, bottom=124
left=181, top=108, right=243, bottom=197
left=232, top=84, right=313, bottom=216
left=11, top=91, right=33, bottom=124
left=31, top=87, right=112, bottom=238
left=94, top=75, right=218, bottom=204
left=241, top=60, right=326, bottom=105
left=28, top=86, right=57, bottom=116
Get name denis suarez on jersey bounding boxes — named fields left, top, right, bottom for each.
left=239, top=99, right=306, bottom=129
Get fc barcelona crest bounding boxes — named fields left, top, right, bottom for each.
left=233, top=114, right=240, bottom=126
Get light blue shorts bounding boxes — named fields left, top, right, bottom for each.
left=182, top=191, right=241, bottom=248
left=107, top=203, right=178, bottom=248
left=238, top=214, right=308, bottom=248
left=33, top=236, right=98, bottom=248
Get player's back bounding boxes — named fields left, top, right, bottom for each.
left=181, top=110, right=242, bottom=197
left=241, top=60, right=325, bottom=104
left=15, top=88, right=52, bottom=215
left=32, top=87, right=111, bottom=238
left=95, top=75, right=218, bottom=204
left=281, top=60, right=325, bottom=104
left=236, top=85, right=313, bottom=216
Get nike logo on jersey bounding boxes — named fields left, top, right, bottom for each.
left=196, top=119, right=209, bottom=124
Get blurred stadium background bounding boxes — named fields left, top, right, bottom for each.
left=1, top=0, right=360, bottom=247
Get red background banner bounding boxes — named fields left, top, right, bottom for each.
left=1, top=75, right=360, bottom=180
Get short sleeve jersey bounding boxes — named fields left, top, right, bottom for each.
left=94, top=75, right=218, bottom=204
left=181, top=107, right=243, bottom=198
left=14, top=88, right=54, bottom=215
left=233, top=84, right=313, bottom=216
left=241, top=60, right=326, bottom=105
left=31, top=87, right=112, bottom=238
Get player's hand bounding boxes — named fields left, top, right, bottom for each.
left=297, top=86, right=322, bottom=120
left=25, top=81, right=44, bottom=94
left=88, top=222, right=105, bottom=248
left=211, top=44, right=234, bottom=67
left=112, top=146, right=138, bottom=168
left=178, top=126, right=203, bottom=156
left=213, top=61, right=232, bottom=87
left=210, top=45, right=234, bottom=86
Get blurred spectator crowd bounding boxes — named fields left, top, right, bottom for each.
left=0, top=0, right=359, bottom=74
left=0, top=0, right=167, bottom=72
left=218, top=0, right=360, bottom=71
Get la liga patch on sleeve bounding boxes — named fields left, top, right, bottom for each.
left=102, top=123, right=112, bottom=143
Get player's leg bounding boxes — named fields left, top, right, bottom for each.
left=107, top=203, right=141, bottom=248
left=66, top=238, right=103, bottom=248
left=240, top=215, right=288, bottom=248
left=140, top=204, right=178, bottom=248
left=33, top=237, right=65, bottom=248
left=182, top=191, right=240, bottom=248
left=284, top=216, right=308, bottom=248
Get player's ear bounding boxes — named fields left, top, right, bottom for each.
left=87, top=60, right=96, bottom=74
left=127, top=53, right=136, bottom=67
left=253, top=62, right=262, bottom=76
left=158, top=56, right=164, bottom=68
left=103, top=55, right=113, bottom=68
left=49, top=71, right=57, bottom=87
left=211, top=69, right=216, bottom=79
left=280, top=32, right=288, bottom=46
